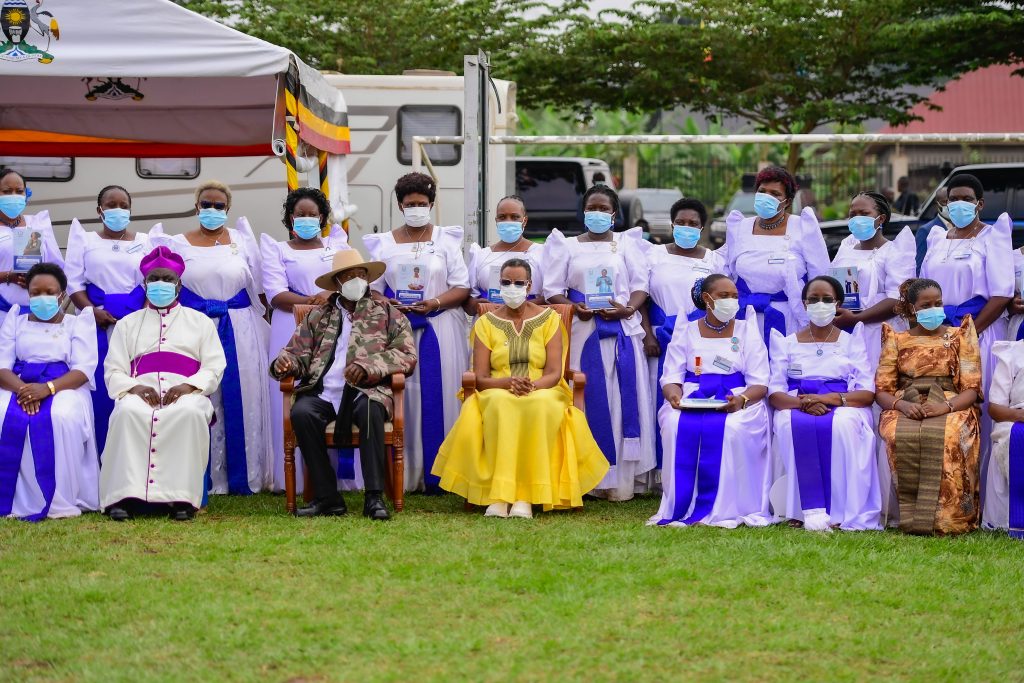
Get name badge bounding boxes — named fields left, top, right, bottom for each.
left=126, top=243, right=144, bottom=254
left=953, top=252, right=972, bottom=260
left=712, top=355, right=733, bottom=372
left=321, top=248, right=336, bottom=261
left=692, top=266, right=711, bottom=274
left=768, top=253, right=787, bottom=265
left=789, top=362, right=803, bottom=377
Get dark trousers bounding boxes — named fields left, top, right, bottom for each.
left=291, top=390, right=387, bottom=502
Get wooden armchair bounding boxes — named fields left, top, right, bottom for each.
left=462, top=302, right=586, bottom=409
left=279, top=303, right=406, bottom=514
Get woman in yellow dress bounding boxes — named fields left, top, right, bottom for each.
left=432, top=259, right=609, bottom=518
left=875, top=278, right=983, bottom=535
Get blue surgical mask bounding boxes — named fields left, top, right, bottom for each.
left=102, top=208, right=131, bottom=232
left=753, top=192, right=782, bottom=220
left=672, top=225, right=701, bottom=249
left=292, top=216, right=322, bottom=240
left=848, top=215, right=879, bottom=241
left=584, top=211, right=613, bottom=234
left=146, top=281, right=178, bottom=308
left=915, top=306, right=946, bottom=331
left=198, top=207, right=228, bottom=229
left=496, top=221, right=524, bottom=244
left=29, top=294, right=60, bottom=321
left=947, top=200, right=977, bottom=229
left=0, top=194, right=27, bottom=219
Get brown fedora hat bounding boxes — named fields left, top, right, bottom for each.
left=314, top=249, right=387, bottom=291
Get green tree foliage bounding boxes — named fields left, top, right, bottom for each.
left=512, top=0, right=1024, bottom=170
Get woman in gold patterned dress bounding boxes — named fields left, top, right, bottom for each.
left=875, top=278, right=983, bottom=535
left=432, top=259, right=608, bottom=518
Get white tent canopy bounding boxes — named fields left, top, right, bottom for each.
left=0, top=0, right=349, bottom=178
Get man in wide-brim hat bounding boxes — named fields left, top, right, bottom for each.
left=271, top=250, right=416, bottom=520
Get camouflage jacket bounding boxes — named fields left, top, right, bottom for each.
left=270, top=295, right=417, bottom=418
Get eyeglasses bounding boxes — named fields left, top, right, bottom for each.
left=199, top=201, right=227, bottom=210
left=805, top=296, right=837, bottom=304
left=500, top=279, right=528, bottom=287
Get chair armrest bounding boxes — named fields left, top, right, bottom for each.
left=462, top=370, right=477, bottom=399
left=280, top=376, right=295, bottom=431
left=568, top=369, right=586, bottom=412
left=390, top=373, right=406, bottom=431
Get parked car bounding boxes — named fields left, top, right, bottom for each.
left=618, top=188, right=684, bottom=243
left=515, top=157, right=616, bottom=239
left=708, top=187, right=803, bottom=247
left=817, top=163, right=1024, bottom=257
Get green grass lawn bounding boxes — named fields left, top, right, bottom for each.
left=2, top=493, right=1024, bottom=682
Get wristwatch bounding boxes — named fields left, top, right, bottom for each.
left=839, top=392, right=847, bottom=407
left=740, top=394, right=750, bottom=409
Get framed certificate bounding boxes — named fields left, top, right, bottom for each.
left=12, top=228, right=43, bottom=273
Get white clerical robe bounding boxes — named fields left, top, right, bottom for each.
left=99, top=304, right=226, bottom=509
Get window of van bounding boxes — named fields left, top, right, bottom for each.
left=137, top=158, right=200, bottom=179
left=0, top=156, right=74, bottom=181
left=397, top=105, right=461, bottom=166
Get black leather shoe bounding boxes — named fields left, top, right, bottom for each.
left=296, top=498, right=347, bottom=518
left=170, top=503, right=196, bottom=521
left=107, top=506, right=130, bottom=522
left=363, top=493, right=391, bottom=521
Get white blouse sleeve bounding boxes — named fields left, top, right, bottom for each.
left=722, top=210, right=745, bottom=273
left=541, top=229, right=570, bottom=300
left=742, top=313, right=771, bottom=387
left=362, top=233, right=386, bottom=295
left=989, top=341, right=1017, bottom=407
left=69, top=310, right=98, bottom=390
left=845, top=323, right=875, bottom=392
left=767, top=329, right=791, bottom=395
left=28, top=211, right=65, bottom=269
left=440, top=225, right=470, bottom=289
left=64, top=219, right=89, bottom=295
left=0, top=307, right=17, bottom=368
left=985, top=214, right=1015, bottom=299
left=660, top=322, right=691, bottom=387
left=103, top=314, right=135, bottom=399
left=259, top=234, right=289, bottom=305
left=797, top=208, right=830, bottom=279
left=526, top=242, right=545, bottom=297
left=884, top=227, right=917, bottom=300
left=233, top=217, right=264, bottom=296
left=466, top=243, right=483, bottom=296
left=621, top=227, right=650, bottom=294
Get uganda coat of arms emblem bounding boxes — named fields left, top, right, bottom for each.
left=1, top=0, right=59, bottom=63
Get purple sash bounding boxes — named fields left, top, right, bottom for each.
left=84, top=284, right=145, bottom=453
left=385, top=286, right=444, bottom=492
left=131, top=351, right=202, bottom=378
left=786, top=378, right=849, bottom=515
left=943, top=295, right=986, bottom=328
left=658, top=370, right=745, bottom=525
left=1009, top=422, right=1024, bottom=540
left=0, top=360, right=70, bottom=521
left=567, top=289, right=641, bottom=466
left=179, top=287, right=253, bottom=495
left=736, top=277, right=787, bottom=357
left=0, top=291, right=30, bottom=315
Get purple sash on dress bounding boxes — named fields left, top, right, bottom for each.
left=0, top=292, right=30, bottom=315
left=567, top=289, right=641, bottom=466
left=943, top=295, right=986, bottom=328
left=1009, top=422, right=1024, bottom=540
left=131, top=351, right=202, bottom=378
left=658, top=370, right=745, bottom=525
left=84, top=283, right=145, bottom=453
left=736, top=277, right=787, bottom=357
left=786, top=378, right=850, bottom=515
left=0, top=360, right=70, bottom=522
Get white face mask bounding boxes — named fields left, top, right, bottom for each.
left=340, top=276, right=368, bottom=302
left=500, top=284, right=528, bottom=309
left=403, top=206, right=431, bottom=228
left=806, top=302, right=837, bottom=327
left=709, top=297, right=739, bottom=323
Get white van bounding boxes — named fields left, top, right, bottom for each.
left=3, top=72, right=518, bottom=255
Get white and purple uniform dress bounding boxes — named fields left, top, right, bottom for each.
left=152, top=220, right=272, bottom=495
left=650, top=310, right=772, bottom=527
left=260, top=230, right=351, bottom=493
left=0, top=211, right=63, bottom=326
left=642, top=242, right=726, bottom=469
left=542, top=227, right=656, bottom=500
left=466, top=242, right=544, bottom=305
left=1007, top=248, right=1024, bottom=341
left=768, top=325, right=881, bottom=531
left=720, top=208, right=830, bottom=354
left=829, top=227, right=916, bottom=369
left=0, top=306, right=98, bottom=520
left=921, top=213, right=1014, bottom=513
left=987, top=340, right=1024, bottom=535
left=64, top=219, right=151, bottom=453
left=363, top=225, right=470, bottom=492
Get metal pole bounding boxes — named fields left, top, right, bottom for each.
left=462, top=55, right=480, bottom=248
left=477, top=50, right=489, bottom=246
left=412, top=132, right=1024, bottom=146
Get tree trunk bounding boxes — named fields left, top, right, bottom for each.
left=786, top=142, right=803, bottom=174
